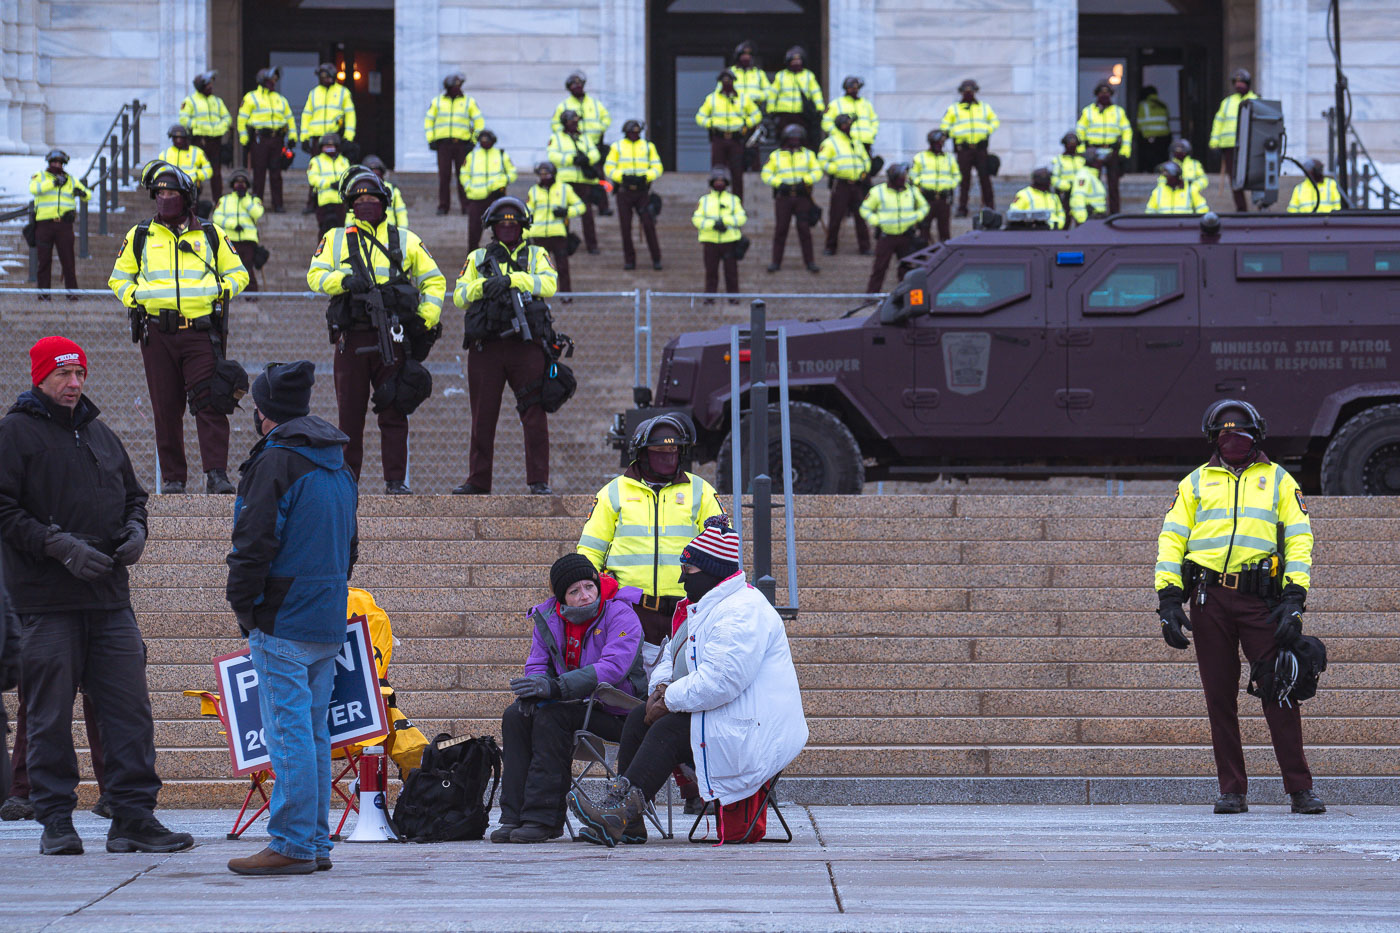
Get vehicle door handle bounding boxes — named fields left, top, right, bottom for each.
left=1056, top=329, right=1092, bottom=347
left=1146, top=339, right=1184, bottom=349
left=902, top=389, right=940, bottom=408
left=1055, top=389, right=1094, bottom=409
left=904, top=329, right=940, bottom=345
left=1215, top=378, right=1247, bottom=392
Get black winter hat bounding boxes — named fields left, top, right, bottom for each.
left=550, top=553, right=599, bottom=604
left=252, top=360, right=315, bottom=424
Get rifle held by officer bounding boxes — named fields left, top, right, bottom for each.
left=482, top=253, right=532, bottom=343
left=354, top=286, right=404, bottom=366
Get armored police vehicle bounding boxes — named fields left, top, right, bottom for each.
left=618, top=212, right=1400, bottom=495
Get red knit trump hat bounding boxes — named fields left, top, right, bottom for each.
left=30, top=335, right=88, bottom=386
left=681, top=517, right=741, bottom=579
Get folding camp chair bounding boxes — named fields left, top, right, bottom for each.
left=687, top=771, right=793, bottom=844
left=564, top=683, right=673, bottom=840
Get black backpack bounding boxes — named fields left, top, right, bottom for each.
left=392, top=733, right=501, bottom=843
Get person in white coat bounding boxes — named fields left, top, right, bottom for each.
left=569, top=521, right=807, bottom=847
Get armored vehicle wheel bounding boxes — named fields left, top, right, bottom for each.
left=717, top=401, right=865, bottom=495
left=1320, top=404, right=1400, bottom=495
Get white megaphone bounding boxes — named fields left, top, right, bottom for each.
left=345, top=746, right=399, bottom=842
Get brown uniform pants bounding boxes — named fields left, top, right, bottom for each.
left=710, top=134, right=747, bottom=200
left=570, top=183, right=600, bottom=252
left=466, top=338, right=550, bottom=490
left=616, top=187, right=662, bottom=266
left=35, top=218, right=77, bottom=291
left=1101, top=151, right=1123, bottom=215
left=918, top=189, right=953, bottom=242
left=771, top=192, right=816, bottom=267
left=436, top=139, right=470, bottom=213
left=702, top=242, right=739, bottom=294
left=465, top=188, right=505, bottom=252
left=955, top=140, right=995, bottom=212
left=825, top=179, right=870, bottom=254
left=247, top=131, right=286, bottom=210
left=532, top=235, right=572, bottom=293
left=334, top=330, right=408, bottom=485
left=232, top=240, right=259, bottom=292
left=195, top=135, right=224, bottom=201
left=1220, top=148, right=1248, bottom=211
left=866, top=231, right=912, bottom=293
left=10, top=683, right=106, bottom=799
left=140, top=323, right=229, bottom=483
left=1189, top=584, right=1313, bottom=796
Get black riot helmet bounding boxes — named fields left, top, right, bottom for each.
left=45, top=149, right=70, bottom=165
left=559, top=108, right=581, bottom=130
left=1159, top=160, right=1183, bottom=182
left=315, top=62, right=337, bottom=81
left=782, top=124, right=807, bottom=146
left=168, top=123, right=192, bottom=141
left=340, top=167, right=390, bottom=207
left=629, top=413, right=694, bottom=484
left=708, top=164, right=732, bottom=188
left=1202, top=399, right=1267, bottom=442
left=256, top=67, right=279, bottom=88
left=842, top=75, right=864, bottom=93
left=483, top=196, right=532, bottom=230
left=926, top=129, right=947, bottom=149
left=832, top=112, right=855, bottom=132
left=361, top=154, right=388, bottom=176
left=1231, top=68, right=1252, bottom=88
left=142, top=159, right=195, bottom=207
left=193, top=70, right=216, bottom=93
left=1061, top=131, right=1079, bottom=148
left=319, top=132, right=342, bottom=152
left=622, top=119, right=643, bottom=136
left=443, top=72, right=465, bottom=91
left=733, top=40, right=757, bottom=63
left=1302, top=158, right=1326, bottom=180
left=784, top=46, right=807, bottom=65
left=1171, top=138, right=1193, bottom=159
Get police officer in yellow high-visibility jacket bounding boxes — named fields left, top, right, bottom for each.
left=605, top=120, right=664, bottom=270
left=692, top=166, right=747, bottom=298
left=308, top=170, right=445, bottom=493
left=426, top=73, right=484, bottom=215
left=1077, top=82, right=1132, bottom=214
left=818, top=113, right=872, bottom=256
left=345, top=155, right=408, bottom=228
left=1068, top=162, right=1107, bottom=225
left=940, top=80, right=999, bottom=214
left=1050, top=132, right=1086, bottom=221
left=109, top=162, right=249, bottom=495
left=1154, top=400, right=1324, bottom=817
left=1287, top=159, right=1342, bottom=214
left=727, top=40, right=770, bottom=108
left=180, top=71, right=232, bottom=200
left=697, top=71, right=761, bottom=201
left=458, top=129, right=517, bottom=252
left=212, top=168, right=264, bottom=291
left=1146, top=162, right=1207, bottom=215
left=762, top=124, right=824, bottom=272
left=911, top=130, right=960, bottom=243
left=28, top=149, right=91, bottom=293
left=577, top=413, right=725, bottom=660
left=554, top=70, right=612, bottom=215
left=300, top=64, right=357, bottom=151
left=1136, top=85, right=1171, bottom=171
left=1211, top=69, right=1259, bottom=211
left=822, top=76, right=879, bottom=148
left=526, top=161, right=586, bottom=292
left=157, top=125, right=213, bottom=189
left=860, top=164, right=928, bottom=294
left=306, top=134, right=350, bottom=236
left=1009, top=168, right=1065, bottom=230
left=767, top=46, right=823, bottom=145
left=1171, top=139, right=1208, bottom=194
left=547, top=113, right=604, bottom=254
left=237, top=68, right=297, bottom=211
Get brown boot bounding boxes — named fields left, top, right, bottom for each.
left=227, top=846, right=316, bottom=875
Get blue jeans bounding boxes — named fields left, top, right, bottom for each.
left=248, top=630, right=341, bottom=861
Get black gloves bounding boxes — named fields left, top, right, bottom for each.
left=428, top=140, right=440, bottom=151
left=114, top=519, right=147, bottom=566
left=572, top=153, right=590, bottom=168
left=1157, top=585, right=1192, bottom=650
left=301, top=139, right=313, bottom=154
left=483, top=274, right=513, bottom=301
left=509, top=674, right=559, bottom=700
left=1269, top=583, right=1306, bottom=648
left=44, top=526, right=113, bottom=582
left=713, top=219, right=727, bottom=232
left=552, top=206, right=568, bottom=218
left=344, top=271, right=375, bottom=294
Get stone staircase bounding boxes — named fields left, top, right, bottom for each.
left=21, top=491, right=1400, bottom=808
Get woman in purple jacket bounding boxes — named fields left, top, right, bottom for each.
left=492, top=554, right=646, bottom=843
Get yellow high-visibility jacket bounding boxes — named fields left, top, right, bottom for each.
left=577, top=473, right=725, bottom=599
left=692, top=190, right=746, bottom=244
left=553, top=94, right=611, bottom=144
left=761, top=148, right=823, bottom=190
left=767, top=69, right=823, bottom=115
left=28, top=171, right=91, bottom=221
left=306, top=152, right=350, bottom=206
left=1175, top=155, right=1208, bottom=192
left=307, top=220, right=445, bottom=327
left=155, top=146, right=212, bottom=185
left=726, top=67, right=769, bottom=105
left=453, top=240, right=558, bottom=306
left=345, top=587, right=429, bottom=773
left=1136, top=95, right=1170, bottom=139
left=1009, top=186, right=1065, bottom=229
left=939, top=101, right=998, bottom=144
left=696, top=91, right=760, bottom=134
left=109, top=219, right=248, bottom=316
left=910, top=151, right=961, bottom=193
left=237, top=87, right=296, bottom=145
left=424, top=93, right=483, bottom=144
left=1210, top=91, right=1258, bottom=149
left=179, top=92, right=232, bottom=137
left=1069, top=167, right=1106, bottom=224
left=526, top=182, right=586, bottom=239
left=605, top=138, right=663, bottom=185
left=1050, top=153, right=1085, bottom=193
left=1155, top=459, right=1313, bottom=592
left=1076, top=103, right=1133, bottom=157
left=301, top=83, right=357, bottom=141
left=1287, top=177, right=1342, bottom=214
left=457, top=146, right=517, bottom=200
left=546, top=130, right=601, bottom=185
left=211, top=191, right=264, bottom=243
left=822, top=95, right=879, bottom=146
left=1146, top=181, right=1207, bottom=215
left=342, top=181, right=407, bottom=228
left=860, top=183, right=929, bottom=236
left=817, top=129, right=870, bottom=182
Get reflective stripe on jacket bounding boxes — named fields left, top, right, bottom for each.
left=911, top=151, right=960, bottom=192
left=301, top=83, right=356, bottom=140
left=1155, top=460, right=1313, bottom=592
left=766, top=69, right=823, bottom=114
left=1210, top=92, right=1258, bottom=149
left=546, top=130, right=601, bottom=185
left=692, top=190, right=746, bottom=244
left=1287, top=177, right=1342, bottom=214
left=1050, top=153, right=1085, bottom=192
left=457, top=147, right=517, bottom=200
left=237, top=88, right=296, bottom=145
left=696, top=91, right=759, bottom=134
left=212, top=192, right=264, bottom=243
left=761, top=148, right=823, bottom=189
left=108, top=220, right=249, bottom=314
left=1076, top=104, right=1132, bottom=156
left=939, top=101, right=998, bottom=143
left=816, top=130, right=870, bottom=181
left=1137, top=97, right=1170, bottom=138
left=453, top=241, right=558, bottom=306
left=821, top=95, right=878, bottom=145
left=1146, top=181, right=1207, bottom=215
left=28, top=171, right=91, bottom=221
left=525, top=182, right=586, bottom=239
left=552, top=94, right=611, bottom=143
left=179, top=92, right=232, bottom=137
left=1009, top=186, right=1065, bottom=229
left=726, top=67, right=769, bottom=104
left=859, top=183, right=928, bottom=235
left=307, top=221, right=445, bottom=326
left=604, top=138, right=663, bottom=185
left=576, top=472, right=725, bottom=598
left=1069, top=167, right=1106, bottom=223
left=1175, top=156, right=1208, bottom=192
left=155, top=146, right=212, bottom=185
left=424, top=94, right=482, bottom=143
left=306, top=153, right=350, bottom=206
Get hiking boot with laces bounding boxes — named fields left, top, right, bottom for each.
left=568, top=776, right=644, bottom=848
left=1213, top=792, right=1248, bottom=814
left=106, top=815, right=194, bottom=853
left=40, top=815, right=83, bottom=855
left=205, top=470, right=235, bottom=494
left=1290, top=790, right=1326, bottom=814
left=1, top=795, right=34, bottom=821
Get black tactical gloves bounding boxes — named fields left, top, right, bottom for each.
left=713, top=219, right=727, bottom=232
left=552, top=206, right=568, bottom=218
left=344, top=271, right=376, bottom=294
left=44, top=526, right=113, bottom=582
left=483, top=275, right=513, bottom=301
left=1157, top=585, right=1192, bottom=650
left=509, top=674, right=560, bottom=700
left=572, top=153, right=590, bottom=168
left=1269, top=583, right=1306, bottom=647
left=113, top=519, right=147, bottom=566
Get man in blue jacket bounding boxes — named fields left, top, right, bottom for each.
left=225, top=360, right=359, bottom=876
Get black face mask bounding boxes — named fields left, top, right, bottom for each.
left=682, top=568, right=723, bottom=604
left=253, top=408, right=266, bottom=438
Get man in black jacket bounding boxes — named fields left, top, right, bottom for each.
left=0, top=336, right=192, bottom=856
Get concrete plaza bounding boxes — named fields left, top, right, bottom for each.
left=1, top=804, right=1397, bottom=932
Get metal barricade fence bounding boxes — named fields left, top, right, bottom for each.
left=0, top=288, right=640, bottom=495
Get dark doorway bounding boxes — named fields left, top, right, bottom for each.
left=1078, top=1, right=1223, bottom=171
left=648, top=0, right=824, bottom=170
left=242, top=0, right=395, bottom=168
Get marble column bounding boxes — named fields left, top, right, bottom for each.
left=159, top=0, right=209, bottom=150
left=1256, top=0, right=1309, bottom=165
left=597, top=0, right=644, bottom=130
left=828, top=0, right=883, bottom=151
left=395, top=0, right=440, bottom=173
left=1, top=0, right=45, bottom=155
left=1031, top=0, right=1076, bottom=172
